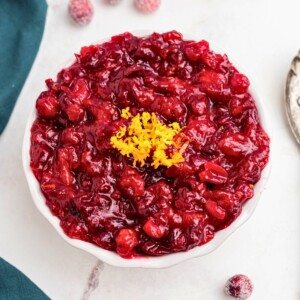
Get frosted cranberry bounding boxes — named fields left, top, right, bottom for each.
left=199, top=162, right=228, bottom=185
left=106, top=0, right=122, bottom=5
left=68, top=0, right=94, bottom=25
left=230, top=73, right=250, bottom=94
left=224, top=274, right=253, bottom=299
left=36, top=96, right=59, bottom=119
left=135, top=0, right=160, bottom=13
left=143, top=216, right=169, bottom=239
left=219, top=134, right=257, bottom=157
left=115, top=229, right=139, bottom=257
left=205, top=200, right=226, bottom=220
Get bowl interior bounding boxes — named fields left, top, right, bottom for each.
left=22, top=31, right=271, bottom=268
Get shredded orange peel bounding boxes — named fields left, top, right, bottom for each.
left=111, top=107, right=188, bottom=169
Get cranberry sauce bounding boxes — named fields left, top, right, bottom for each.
left=30, top=31, right=270, bottom=257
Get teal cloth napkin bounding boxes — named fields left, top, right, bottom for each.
left=0, top=258, right=49, bottom=300
left=0, top=0, right=47, bottom=134
left=0, top=1, right=50, bottom=299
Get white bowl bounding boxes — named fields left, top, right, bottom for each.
left=22, top=31, right=271, bottom=268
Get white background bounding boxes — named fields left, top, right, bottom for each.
left=0, top=0, right=300, bottom=299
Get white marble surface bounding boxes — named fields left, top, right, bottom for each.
left=1, top=0, right=300, bottom=299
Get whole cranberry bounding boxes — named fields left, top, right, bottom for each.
left=68, top=0, right=94, bottom=25
left=36, top=96, right=59, bottom=119
left=229, top=73, right=250, bottom=94
left=118, top=174, right=145, bottom=199
left=224, top=274, right=253, bottom=299
left=115, top=229, right=139, bottom=257
left=143, top=216, right=169, bottom=239
left=135, top=0, right=160, bottom=13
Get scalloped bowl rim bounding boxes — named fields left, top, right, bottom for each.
left=22, top=30, right=271, bottom=268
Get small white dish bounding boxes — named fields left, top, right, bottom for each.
left=22, top=31, right=271, bottom=268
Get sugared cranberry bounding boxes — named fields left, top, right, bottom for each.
left=68, top=0, right=94, bottom=25
left=105, top=0, right=122, bottom=5
left=134, top=0, right=160, bottom=13
left=224, top=274, right=253, bottom=299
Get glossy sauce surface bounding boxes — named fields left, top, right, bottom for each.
left=30, top=31, right=270, bottom=257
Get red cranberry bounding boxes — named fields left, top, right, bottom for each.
left=118, top=174, right=145, bottom=199
left=36, top=96, right=59, bottom=119
left=143, top=216, right=169, bottom=239
left=184, top=40, right=209, bottom=61
left=229, top=95, right=255, bottom=117
left=204, top=190, right=234, bottom=209
left=199, top=162, right=228, bottom=185
left=199, top=69, right=228, bottom=100
left=224, top=274, right=253, bottom=299
left=218, top=134, right=257, bottom=157
left=188, top=94, right=209, bottom=116
left=115, top=229, right=139, bottom=257
left=170, top=228, right=188, bottom=251
left=205, top=200, right=226, bottom=220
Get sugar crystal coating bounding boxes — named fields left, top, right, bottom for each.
left=225, top=274, right=254, bottom=299
left=135, top=0, right=160, bottom=13
left=69, top=0, right=94, bottom=25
